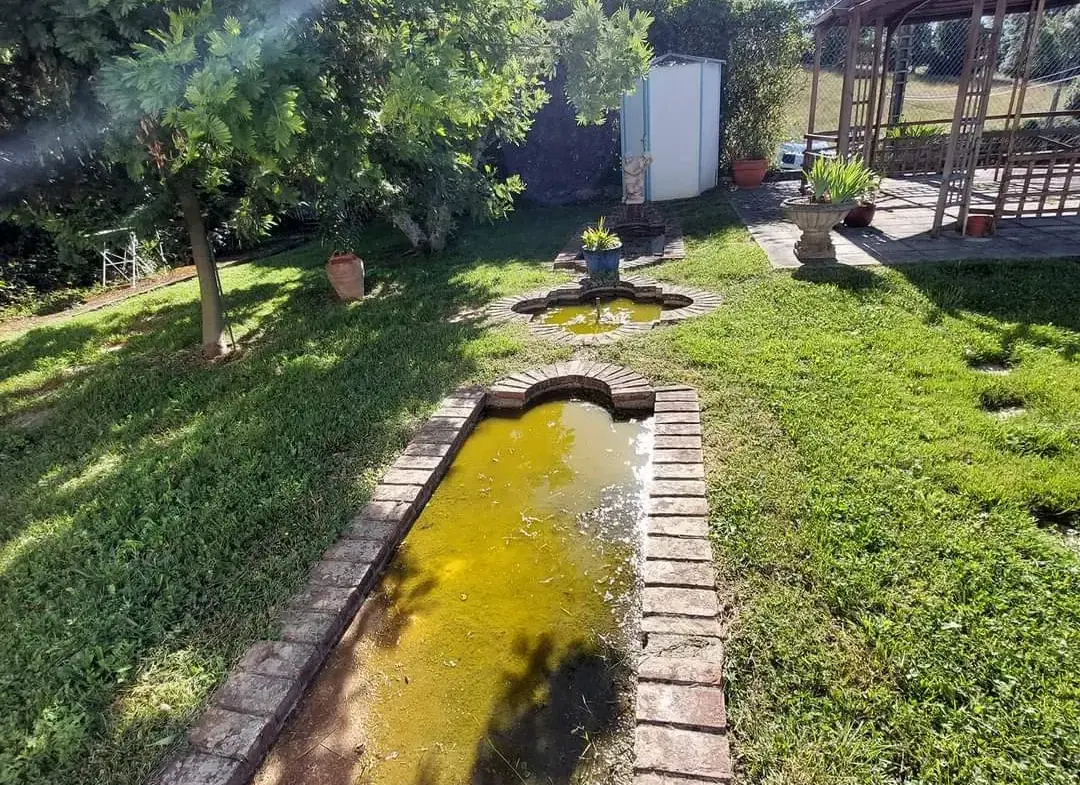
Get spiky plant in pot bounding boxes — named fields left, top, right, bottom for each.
left=782, top=157, right=878, bottom=262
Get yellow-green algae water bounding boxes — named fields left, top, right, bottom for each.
left=532, top=297, right=662, bottom=334
left=256, top=400, right=651, bottom=785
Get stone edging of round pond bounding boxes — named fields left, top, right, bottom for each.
left=486, top=276, right=723, bottom=346
left=151, top=363, right=729, bottom=785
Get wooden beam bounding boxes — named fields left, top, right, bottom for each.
left=995, top=0, right=1049, bottom=223
left=956, top=0, right=1009, bottom=231
left=836, top=9, right=862, bottom=157
left=870, top=22, right=897, bottom=166
left=863, top=16, right=886, bottom=164
left=807, top=26, right=824, bottom=138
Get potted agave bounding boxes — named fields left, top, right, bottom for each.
left=581, top=218, right=622, bottom=281
left=783, top=157, right=877, bottom=262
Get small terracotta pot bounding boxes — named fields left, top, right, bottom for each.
left=326, top=252, right=365, bottom=301
left=844, top=203, right=876, bottom=228
left=732, top=159, right=768, bottom=189
left=965, top=214, right=995, bottom=237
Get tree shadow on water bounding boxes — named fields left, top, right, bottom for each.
left=463, top=634, right=625, bottom=785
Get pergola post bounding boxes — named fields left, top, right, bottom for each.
left=888, top=24, right=913, bottom=125
left=931, top=0, right=985, bottom=235
left=870, top=22, right=897, bottom=166
left=863, top=17, right=887, bottom=165
left=836, top=9, right=862, bottom=157
left=806, top=25, right=824, bottom=146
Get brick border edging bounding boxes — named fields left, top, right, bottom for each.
left=486, top=276, right=723, bottom=346
left=153, top=368, right=730, bottom=785
left=636, top=385, right=731, bottom=784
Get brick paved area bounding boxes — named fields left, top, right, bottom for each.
left=731, top=175, right=1080, bottom=269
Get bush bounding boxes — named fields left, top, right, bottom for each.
left=722, top=0, right=806, bottom=162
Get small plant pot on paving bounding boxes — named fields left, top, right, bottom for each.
left=326, top=252, right=365, bottom=301
left=965, top=214, right=995, bottom=238
left=844, top=202, right=876, bottom=228
left=731, top=159, right=768, bottom=189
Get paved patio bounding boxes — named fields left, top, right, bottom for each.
left=730, top=175, right=1079, bottom=269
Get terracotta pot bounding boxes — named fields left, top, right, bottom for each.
left=732, top=159, right=768, bottom=189
left=326, top=252, right=365, bottom=301
left=965, top=214, right=995, bottom=237
left=844, top=203, right=876, bottom=228
left=782, top=197, right=855, bottom=263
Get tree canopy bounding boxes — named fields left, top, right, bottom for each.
left=1, top=0, right=652, bottom=353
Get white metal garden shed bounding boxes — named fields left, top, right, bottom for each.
left=621, top=54, right=724, bottom=202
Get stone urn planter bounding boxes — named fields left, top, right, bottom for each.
left=732, top=159, right=768, bottom=189
left=782, top=197, right=855, bottom=263
left=326, top=252, right=365, bottom=301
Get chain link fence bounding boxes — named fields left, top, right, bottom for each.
left=783, top=6, right=1080, bottom=143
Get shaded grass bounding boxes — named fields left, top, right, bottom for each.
left=2, top=192, right=1079, bottom=785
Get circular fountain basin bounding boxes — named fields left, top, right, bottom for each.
left=487, top=278, right=722, bottom=345
left=531, top=297, right=665, bottom=335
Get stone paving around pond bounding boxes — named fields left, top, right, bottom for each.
left=730, top=175, right=1080, bottom=269
left=155, top=364, right=730, bottom=785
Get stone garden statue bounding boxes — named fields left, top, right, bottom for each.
left=622, top=155, right=652, bottom=205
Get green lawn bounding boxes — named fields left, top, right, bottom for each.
left=1, top=195, right=1079, bottom=785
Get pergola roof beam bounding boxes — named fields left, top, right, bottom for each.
left=814, top=0, right=1079, bottom=27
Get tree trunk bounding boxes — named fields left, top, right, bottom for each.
left=174, top=175, right=228, bottom=357
left=391, top=210, right=428, bottom=251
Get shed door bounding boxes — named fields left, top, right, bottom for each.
left=647, top=64, right=702, bottom=201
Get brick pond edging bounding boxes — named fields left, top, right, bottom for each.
left=153, top=365, right=729, bottom=785
left=636, top=385, right=730, bottom=784
left=486, top=277, right=723, bottom=346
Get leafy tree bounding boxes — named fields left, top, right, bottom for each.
left=303, top=0, right=652, bottom=254
left=1001, top=8, right=1080, bottom=80
left=926, top=19, right=968, bottom=78
left=98, top=2, right=309, bottom=356
left=3, top=0, right=651, bottom=350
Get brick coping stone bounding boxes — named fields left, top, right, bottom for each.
left=486, top=276, right=723, bottom=346
left=152, top=369, right=728, bottom=785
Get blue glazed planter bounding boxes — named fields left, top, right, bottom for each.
left=582, top=244, right=622, bottom=280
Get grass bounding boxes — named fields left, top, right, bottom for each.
left=784, top=66, right=1062, bottom=142
left=1, top=193, right=1079, bottom=785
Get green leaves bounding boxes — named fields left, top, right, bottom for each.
left=806, top=156, right=879, bottom=204
left=556, top=0, right=653, bottom=125
left=97, top=2, right=306, bottom=189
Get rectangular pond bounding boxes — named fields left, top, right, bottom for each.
left=255, top=399, right=653, bottom=785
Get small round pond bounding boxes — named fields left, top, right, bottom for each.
left=256, top=400, right=652, bottom=785
left=487, top=278, right=722, bottom=345
left=530, top=296, right=667, bottom=334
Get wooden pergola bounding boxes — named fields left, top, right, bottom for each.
left=806, top=0, right=1080, bottom=234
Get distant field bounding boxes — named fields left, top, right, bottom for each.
left=784, top=66, right=1063, bottom=142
